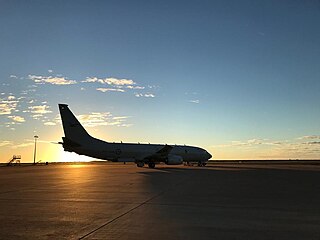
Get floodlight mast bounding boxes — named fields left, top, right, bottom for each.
left=33, top=135, right=39, bottom=165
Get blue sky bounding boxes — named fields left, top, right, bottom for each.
left=1, top=0, right=320, bottom=162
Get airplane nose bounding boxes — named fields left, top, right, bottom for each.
left=206, top=152, right=212, bottom=159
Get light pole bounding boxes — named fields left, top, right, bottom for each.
left=33, top=135, right=39, bottom=165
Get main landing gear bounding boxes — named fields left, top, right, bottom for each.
left=136, top=162, right=156, bottom=168
left=148, top=162, right=156, bottom=168
left=197, top=162, right=207, bottom=167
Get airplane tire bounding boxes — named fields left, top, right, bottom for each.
left=198, top=162, right=207, bottom=167
left=148, top=162, right=156, bottom=168
left=137, top=162, right=144, bottom=167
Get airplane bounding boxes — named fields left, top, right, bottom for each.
left=58, top=104, right=212, bottom=168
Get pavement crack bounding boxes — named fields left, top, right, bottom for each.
left=78, top=171, right=190, bottom=239
left=78, top=191, right=164, bottom=240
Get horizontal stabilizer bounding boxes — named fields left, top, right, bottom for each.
left=62, top=137, right=81, bottom=147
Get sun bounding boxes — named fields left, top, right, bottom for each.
left=59, top=151, right=95, bottom=163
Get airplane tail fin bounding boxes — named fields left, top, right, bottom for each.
left=58, top=104, right=92, bottom=145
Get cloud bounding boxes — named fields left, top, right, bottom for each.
left=10, top=138, right=58, bottom=149
left=188, top=99, right=200, bottom=104
left=299, top=135, right=320, bottom=140
left=46, top=112, right=129, bottom=128
left=28, top=105, right=52, bottom=119
left=82, top=76, right=154, bottom=97
left=247, top=139, right=264, bottom=145
left=0, top=96, right=18, bottom=115
left=126, top=86, right=145, bottom=89
left=213, top=136, right=320, bottom=159
left=77, top=112, right=130, bottom=127
left=8, top=96, right=16, bottom=100
left=134, top=93, right=155, bottom=98
left=48, top=69, right=53, bottom=73
left=304, top=141, right=320, bottom=145
left=12, top=142, right=34, bottom=148
left=28, top=105, right=52, bottom=114
left=44, top=121, right=56, bottom=126
left=81, top=77, right=100, bottom=83
left=112, top=116, right=129, bottom=120
left=105, top=77, right=135, bottom=86
left=215, top=138, right=277, bottom=148
left=28, top=75, right=76, bottom=85
left=9, top=75, right=18, bottom=79
left=21, top=85, right=37, bottom=95
left=0, top=141, right=12, bottom=147
left=8, top=115, right=25, bottom=123
left=96, top=88, right=125, bottom=93
left=82, top=77, right=135, bottom=86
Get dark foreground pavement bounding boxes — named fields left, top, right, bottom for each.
left=0, top=163, right=319, bottom=239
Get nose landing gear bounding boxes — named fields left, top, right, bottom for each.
left=136, top=162, right=144, bottom=167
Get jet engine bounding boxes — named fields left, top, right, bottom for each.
left=165, top=155, right=183, bottom=165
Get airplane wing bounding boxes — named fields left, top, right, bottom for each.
left=156, top=144, right=173, bottom=157
left=139, top=145, right=173, bottom=162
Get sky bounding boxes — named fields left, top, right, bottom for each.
left=0, top=0, right=320, bottom=162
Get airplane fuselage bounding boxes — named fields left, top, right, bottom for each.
left=64, top=137, right=210, bottom=163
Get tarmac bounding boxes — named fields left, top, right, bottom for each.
left=0, top=162, right=320, bottom=239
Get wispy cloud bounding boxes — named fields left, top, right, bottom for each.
left=12, top=142, right=34, bottom=148
left=28, top=75, right=76, bottom=85
left=0, top=96, right=18, bottom=115
left=81, top=77, right=99, bottom=83
left=21, top=85, right=37, bottom=95
left=96, top=88, right=125, bottom=93
left=215, top=138, right=286, bottom=148
left=0, top=140, right=12, bottom=147
left=10, top=138, right=59, bottom=149
left=134, top=93, right=155, bottom=98
left=44, top=121, right=56, bottom=126
left=42, top=114, right=61, bottom=126
left=27, top=105, right=52, bottom=120
left=77, top=112, right=130, bottom=127
left=28, top=105, right=52, bottom=114
left=82, top=77, right=135, bottom=86
left=8, top=115, right=25, bottom=123
left=212, top=136, right=320, bottom=159
left=303, top=141, right=320, bottom=145
left=82, top=76, right=152, bottom=96
left=188, top=99, right=200, bottom=104
left=298, top=135, right=320, bottom=140
left=46, top=112, right=131, bottom=128
left=126, top=86, right=145, bottom=90
left=105, top=77, right=135, bottom=86
left=7, top=95, right=15, bottom=100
